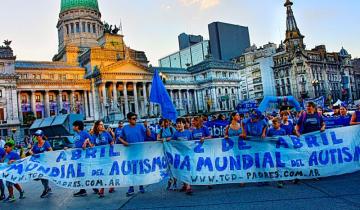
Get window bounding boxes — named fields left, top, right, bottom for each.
left=92, top=24, right=96, bottom=34
left=74, top=94, right=79, bottom=102
left=35, top=95, right=41, bottom=102
left=21, top=95, right=27, bottom=103
left=82, top=22, right=86, bottom=32
left=0, top=90, right=2, bottom=98
left=70, top=23, right=74, bottom=33
left=49, top=74, right=54, bottom=79
left=87, top=23, right=91, bottom=32
left=49, top=95, right=54, bottom=102
left=0, top=63, right=4, bottom=72
left=76, top=22, right=80, bottom=33
left=62, top=95, right=67, bottom=102
left=66, top=24, right=69, bottom=35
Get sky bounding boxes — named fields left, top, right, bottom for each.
left=0, top=0, right=359, bottom=66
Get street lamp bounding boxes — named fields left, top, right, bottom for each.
left=312, top=79, right=319, bottom=97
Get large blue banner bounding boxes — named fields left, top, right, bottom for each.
left=303, top=96, right=325, bottom=108
left=1, top=125, right=360, bottom=188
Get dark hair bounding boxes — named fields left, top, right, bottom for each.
left=176, top=118, right=186, bottom=124
left=93, top=120, right=103, bottom=135
left=230, top=112, right=238, bottom=121
left=4, top=142, right=13, bottom=148
left=307, top=102, right=317, bottom=108
left=272, top=117, right=280, bottom=124
left=73, top=120, right=84, bottom=130
left=127, top=112, right=137, bottom=120
left=118, top=120, right=123, bottom=124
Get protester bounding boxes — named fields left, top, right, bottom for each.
left=241, top=109, right=268, bottom=139
left=338, top=106, right=351, bottom=126
left=92, top=120, right=114, bottom=198
left=119, top=112, right=151, bottom=196
left=170, top=118, right=193, bottom=193
left=266, top=118, right=286, bottom=188
left=295, top=102, right=325, bottom=135
left=185, top=118, right=192, bottom=130
left=191, top=116, right=212, bottom=143
left=28, top=130, right=53, bottom=198
left=0, top=146, right=6, bottom=201
left=3, top=142, right=25, bottom=203
left=72, top=120, right=94, bottom=197
left=224, top=112, right=242, bottom=138
left=157, top=119, right=176, bottom=141
left=317, top=107, right=324, bottom=116
left=332, top=105, right=340, bottom=116
left=350, top=104, right=360, bottom=125
left=280, top=111, right=297, bottom=136
left=144, top=121, right=157, bottom=141
left=114, top=120, right=124, bottom=143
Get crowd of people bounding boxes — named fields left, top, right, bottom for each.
left=0, top=102, right=360, bottom=203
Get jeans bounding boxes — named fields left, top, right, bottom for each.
left=0, top=179, right=4, bottom=195
left=40, top=179, right=49, bottom=190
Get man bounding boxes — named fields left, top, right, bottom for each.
left=114, top=120, right=124, bottom=144
left=119, top=112, right=150, bottom=196
left=295, top=102, right=325, bottom=135
left=72, top=120, right=93, bottom=197
left=241, top=109, right=268, bottom=139
left=350, top=104, right=360, bottom=125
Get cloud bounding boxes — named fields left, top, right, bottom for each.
left=180, top=0, right=220, bottom=9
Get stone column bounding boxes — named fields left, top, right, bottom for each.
left=31, top=90, right=36, bottom=116
left=179, top=90, right=183, bottom=109
left=91, top=80, right=99, bottom=120
left=142, top=82, right=148, bottom=116
left=123, top=82, right=129, bottom=115
left=70, top=91, right=75, bottom=114
left=112, top=81, right=118, bottom=111
left=186, top=89, right=190, bottom=113
left=170, top=90, right=174, bottom=105
left=44, top=90, right=50, bottom=117
left=88, top=90, right=95, bottom=118
left=194, top=90, right=199, bottom=113
left=84, top=91, right=89, bottom=118
left=133, top=82, right=139, bottom=115
left=58, top=90, right=63, bottom=112
left=102, top=84, right=107, bottom=118
left=211, top=87, right=217, bottom=111
left=17, top=91, right=23, bottom=123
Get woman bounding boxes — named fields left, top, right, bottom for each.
left=92, top=120, right=114, bottom=198
left=224, top=112, right=242, bottom=138
left=338, top=106, right=351, bottom=126
left=28, top=130, right=53, bottom=198
left=191, top=116, right=212, bottom=143
left=295, top=102, right=325, bottom=135
left=350, top=104, right=360, bottom=125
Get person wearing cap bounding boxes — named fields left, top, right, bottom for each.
left=28, top=130, right=53, bottom=198
left=240, top=109, right=268, bottom=139
left=119, top=112, right=151, bottom=196
left=295, top=102, right=325, bottom=135
left=72, top=120, right=93, bottom=197
left=3, top=142, right=25, bottom=203
left=350, top=104, right=360, bottom=125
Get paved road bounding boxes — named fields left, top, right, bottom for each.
left=1, top=172, right=360, bottom=210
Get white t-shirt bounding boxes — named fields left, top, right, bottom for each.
left=0, top=139, right=5, bottom=148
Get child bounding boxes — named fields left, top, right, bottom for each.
left=3, top=142, right=25, bottom=203
left=173, top=118, right=193, bottom=194
left=267, top=118, right=286, bottom=188
left=280, top=111, right=296, bottom=136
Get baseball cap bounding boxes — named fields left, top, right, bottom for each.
left=34, top=130, right=44, bottom=136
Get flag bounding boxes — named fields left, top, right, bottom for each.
left=149, top=70, right=177, bottom=121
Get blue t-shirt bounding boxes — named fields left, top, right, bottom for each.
left=74, top=130, right=93, bottom=148
left=93, top=131, right=113, bottom=146
left=173, top=130, right=193, bottom=141
left=267, top=127, right=287, bottom=137
left=115, top=127, right=123, bottom=142
left=145, top=130, right=157, bottom=142
left=243, top=118, right=268, bottom=137
left=158, top=127, right=176, bottom=139
left=120, top=124, right=146, bottom=143
left=192, top=126, right=211, bottom=140
left=0, top=148, right=5, bottom=161
left=4, top=151, right=20, bottom=163
left=281, top=123, right=294, bottom=135
left=297, top=112, right=324, bottom=134
left=32, top=141, right=52, bottom=154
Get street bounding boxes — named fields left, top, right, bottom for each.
left=1, top=172, right=360, bottom=210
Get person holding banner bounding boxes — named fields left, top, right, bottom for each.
left=350, top=104, right=360, bottom=125
left=338, top=106, right=351, bottom=126
left=240, top=109, right=267, bottom=139
left=72, top=120, right=94, bottom=197
left=115, top=121, right=124, bottom=143
left=280, top=111, right=297, bottom=136
left=224, top=112, right=242, bottom=139
left=295, top=102, right=325, bottom=135
left=119, top=112, right=151, bottom=196
left=157, top=119, right=176, bottom=142
left=0, top=146, right=6, bottom=201
left=191, top=116, right=212, bottom=143
left=3, top=142, right=25, bottom=203
left=28, top=130, right=53, bottom=198
left=92, top=120, right=115, bottom=198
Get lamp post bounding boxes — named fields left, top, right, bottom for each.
left=312, top=79, right=319, bottom=97
left=104, top=103, right=110, bottom=123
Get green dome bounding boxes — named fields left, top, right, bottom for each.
left=60, top=0, right=99, bottom=13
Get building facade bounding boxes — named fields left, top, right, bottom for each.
left=273, top=0, right=357, bottom=104
left=236, top=43, right=277, bottom=101
left=178, top=33, right=204, bottom=50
